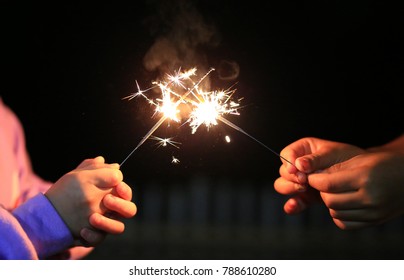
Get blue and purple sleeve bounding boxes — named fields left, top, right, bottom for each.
left=0, top=193, right=73, bottom=259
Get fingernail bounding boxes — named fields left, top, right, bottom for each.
left=107, top=193, right=115, bottom=201
left=109, top=163, right=120, bottom=169
left=297, top=157, right=310, bottom=172
left=95, top=156, right=105, bottom=163
left=286, top=163, right=297, bottom=174
left=296, top=171, right=307, bottom=184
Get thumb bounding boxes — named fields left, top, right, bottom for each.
left=296, top=142, right=364, bottom=173
left=76, top=156, right=105, bottom=169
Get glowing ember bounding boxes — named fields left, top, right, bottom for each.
left=171, top=156, right=180, bottom=164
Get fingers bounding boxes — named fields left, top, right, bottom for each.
left=283, top=197, right=308, bottom=215
left=281, top=137, right=356, bottom=174
left=295, top=143, right=364, bottom=174
left=274, top=177, right=307, bottom=195
left=77, top=156, right=104, bottom=168
left=89, top=212, right=125, bottom=234
left=328, top=208, right=377, bottom=222
left=279, top=163, right=307, bottom=184
left=280, top=137, right=318, bottom=173
left=81, top=189, right=137, bottom=242
left=330, top=204, right=383, bottom=230
left=295, top=152, right=329, bottom=174
left=283, top=188, right=322, bottom=214
left=103, top=194, right=137, bottom=218
left=295, top=148, right=340, bottom=174
left=114, top=182, right=133, bottom=201
left=76, top=156, right=120, bottom=170
left=319, top=190, right=366, bottom=210
left=88, top=168, right=123, bottom=188
left=76, top=156, right=105, bottom=169
left=332, top=219, right=372, bottom=230
left=308, top=168, right=360, bottom=193
left=275, top=163, right=307, bottom=196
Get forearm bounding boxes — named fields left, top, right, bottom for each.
left=0, top=207, right=38, bottom=259
left=1, top=193, right=74, bottom=259
left=367, top=134, right=404, bottom=155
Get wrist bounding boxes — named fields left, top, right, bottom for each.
left=367, top=134, right=404, bottom=155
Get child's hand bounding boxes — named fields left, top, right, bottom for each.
left=44, top=156, right=123, bottom=245
left=80, top=181, right=137, bottom=246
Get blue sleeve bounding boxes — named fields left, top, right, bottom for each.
left=0, top=193, right=74, bottom=259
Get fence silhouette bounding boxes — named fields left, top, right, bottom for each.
left=87, top=175, right=404, bottom=259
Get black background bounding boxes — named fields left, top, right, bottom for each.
left=1, top=1, right=403, bottom=259
left=1, top=1, right=402, bottom=183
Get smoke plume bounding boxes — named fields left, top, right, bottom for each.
left=142, top=0, right=238, bottom=87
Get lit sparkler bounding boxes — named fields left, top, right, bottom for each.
left=120, top=67, right=294, bottom=167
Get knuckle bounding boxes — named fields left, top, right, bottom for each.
left=104, top=194, right=118, bottom=209
left=111, top=169, right=123, bottom=184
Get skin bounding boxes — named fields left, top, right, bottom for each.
left=45, top=156, right=137, bottom=247
left=274, top=135, right=404, bottom=230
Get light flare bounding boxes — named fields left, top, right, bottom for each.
left=171, top=156, right=180, bottom=164
left=150, top=136, right=181, bottom=149
left=187, top=88, right=240, bottom=134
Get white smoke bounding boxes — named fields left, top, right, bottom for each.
left=142, top=0, right=239, bottom=87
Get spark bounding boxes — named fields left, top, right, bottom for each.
left=187, top=87, right=241, bottom=134
left=171, top=156, right=180, bottom=164
left=122, top=80, right=156, bottom=101
left=216, top=115, right=294, bottom=166
left=225, top=135, right=231, bottom=143
left=150, top=136, right=181, bottom=149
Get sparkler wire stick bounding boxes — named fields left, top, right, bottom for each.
left=120, top=115, right=167, bottom=166
left=217, top=116, right=295, bottom=167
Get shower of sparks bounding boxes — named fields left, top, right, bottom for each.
left=150, top=135, right=181, bottom=149
left=120, top=67, right=295, bottom=167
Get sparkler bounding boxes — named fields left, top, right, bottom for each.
left=120, top=67, right=294, bottom=167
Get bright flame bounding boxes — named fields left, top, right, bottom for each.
left=188, top=89, right=239, bottom=133
left=157, top=95, right=180, bottom=121
left=189, top=97, right=218, bottom=133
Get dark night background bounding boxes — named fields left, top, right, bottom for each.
left=1, top=1, right=403, bottom=259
